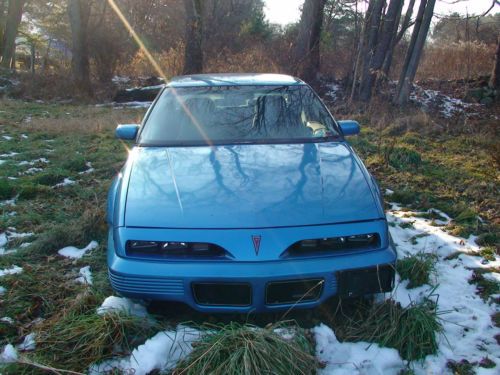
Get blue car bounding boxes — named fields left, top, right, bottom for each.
left=107, top=73, right=396, bottom=313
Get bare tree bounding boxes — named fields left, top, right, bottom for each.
left=359, top=0, right=403, bottom=101
left=68, top=0, right=91, bottom=93
left=0, top=0, right=25, bottom=69
left=183, top=0, right=203, bottom=75
left=394, top=0, right=436, bottom=105
left=293, top=0, right=327, bottom=83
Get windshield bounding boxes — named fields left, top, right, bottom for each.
left=138, top=85, right=339, bottom=146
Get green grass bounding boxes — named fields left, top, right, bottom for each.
left=469, top=269, right=500, bottom=301
left=0, top=179, right=15, bottom=199
left=397, top=253, right=437, bottom=288
left=342, top=298, right=443, bottom=361
left=173, top=322, right=317, bottom=375
left=16, top=291, right=159, bottom=373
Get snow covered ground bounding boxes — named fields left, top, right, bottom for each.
left=408, top=84, right=480, bottom=118
left=315, top=204, right=499, bottom=375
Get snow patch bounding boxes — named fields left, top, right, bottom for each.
left=17, top=333, right=36, bottom=351
left=2, top=135, right=13, bottom=141
left=89, top=326, right=201, bottom=375
left=0, top=152, right=19, bottom=158
left=325, top=82, right=343, bottom=102
left=97, top=296, right=148, bottom=317
left=314, top=324, right=405, bottom=375
left=0, top=230, right=34, bottom=256
left=78, top=161, right=95, bottom=174
left=408, top=84, right=479, bottom=118
left=96, top=101, right=153, bottom=109
left=112, top=75, right=131, bottom=84
left=54, top=178, right=76, bottom=188
left=58, top=241, right=98, bottom=259
left=0, top=344, right=18, bottom=363
left=0, top=198, right=16, bottom=207
left=17, top=158, right=49, bottom=166
left=75, top=266, right=93, bottom=285
left=0, top=266, right=22, bottom=277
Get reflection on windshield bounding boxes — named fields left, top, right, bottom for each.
left=139, top=85, right=339, bottom=145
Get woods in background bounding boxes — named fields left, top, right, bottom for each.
left=0, top=0, right=498, bottom=102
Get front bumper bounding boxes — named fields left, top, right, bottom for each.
left=107, top=228, right=397, bottom=313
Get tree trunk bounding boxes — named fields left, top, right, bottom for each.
left=0, top=0, right=7, bottom=56
left=395, top=0, right=436, bottom=105
left=30, top=41, right=35, bottom=75
left=1, top=0, right=25, bottom=69
left=395, top=0, right=416, bottom=45
left=360, top=0, right=403, bottom=101
left=41, top=38, right=52, bottom=73
left=358, top=0, right=385, bottom=99
left=293, top=0, right=327, bottom=83
left=68, top=0, right=92, bottom=94
left=394, top=0, right=427, bottom=103
left=381, top=0, right=407, bottom=78
left=183, top=0, right=203, bottom=75
left=489, top=33, right=500, bottom=90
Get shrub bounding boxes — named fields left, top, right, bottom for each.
left=397, top=253, right=437, bottom=288
left=0, top=179, right=14, bottom=200
left=62, top=155, right=87, bottom=172
left=387, top=146, right=422, bottom=170
left=173, top=322, right=317, bottom=375
left=390, top=189, right=418, bottom=205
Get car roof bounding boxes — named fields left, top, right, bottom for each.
left=167, top=73, right=305, bottom=87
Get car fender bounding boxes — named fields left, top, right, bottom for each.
left=106, top=174, right=121, bottom=226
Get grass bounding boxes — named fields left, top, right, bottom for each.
left=396, top=253, right=437, bottom=288
left=468, top=269, right=500, bottom=301
left=173, top=322, right=317, bottom=375
left=17, top=291, right=159, bottom=373
left=341, top=298, right=443, bottom=361
left=0, top=95, right=498, bottom=372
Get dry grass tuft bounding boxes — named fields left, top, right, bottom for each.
left=173, top=322, right=317, bottom=375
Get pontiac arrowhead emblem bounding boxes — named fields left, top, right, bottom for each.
left=252, top=235, right=261, bottom=255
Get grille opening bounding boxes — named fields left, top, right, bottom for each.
left=283, top=233, right=380, bottom=258
left=126, top=240, right=228, bottom=259
left=337, top=265, right=395, bottom=298
left=192, top=282, right=252, bottom=306
left=266, top=279, right=323, bottom=305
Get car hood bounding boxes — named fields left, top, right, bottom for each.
left=124, top=143, right=381, bottom=228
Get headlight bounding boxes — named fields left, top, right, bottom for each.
left=126, top=240, right=226, bottom=258
left=284, top=233, right=380, bottom=257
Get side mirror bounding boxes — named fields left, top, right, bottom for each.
left=338, top=120, right=360, bottom=136
left=115, top=124, right=139, bottom=140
